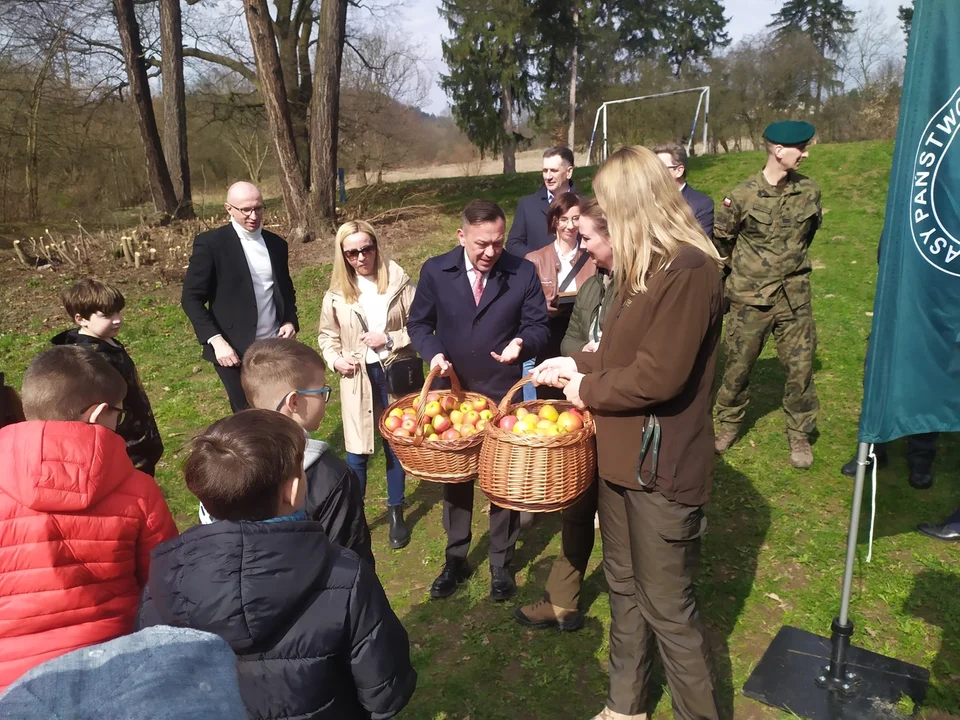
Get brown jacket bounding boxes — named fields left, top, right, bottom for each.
left=574, top=246, right=723, bottom=506
left=317, top=261, right=417, bottom=455
left=525, top=242, right=596, bottom=315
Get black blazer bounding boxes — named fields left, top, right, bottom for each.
left=506, top=183, right=579, bottom=255
left=407, top=246, right=549, bottom=402
left=682, top=184, right=715, bottom=239
left=181, top=224, right=298, bottom=362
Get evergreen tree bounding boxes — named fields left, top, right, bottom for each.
left=439, top=0, right=538, bottom=173
left=897, top=3, right=913, bottom=44
left=769, top=0, right=856, bottom=111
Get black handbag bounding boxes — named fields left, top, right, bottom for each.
left=354, top=311, right=424, bottom=396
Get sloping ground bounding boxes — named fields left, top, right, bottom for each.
left=1, top=140, right=958, bottom=719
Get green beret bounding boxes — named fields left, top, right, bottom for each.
left=764, top=120, right=816, bottom=146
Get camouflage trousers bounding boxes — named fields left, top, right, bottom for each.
left=715, top=296, right=819, bottom=439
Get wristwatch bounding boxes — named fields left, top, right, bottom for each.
left=384, top=335, right=394, bottom=351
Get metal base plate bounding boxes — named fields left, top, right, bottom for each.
left=742, top=626, right=929, bottom=719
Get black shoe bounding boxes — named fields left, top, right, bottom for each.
left=490, top=566, right=516, bottom=602
left=388, top=505, right=410, bottom=550
left=840, top=452, right=888, bottom=478
left=908, top=471, right=933, bottom=490
left=430, top=560, right=472, bottom=600
left=916, top=522, right=960, bottom=542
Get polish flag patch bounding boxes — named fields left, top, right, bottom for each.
left=722, top=197, right=732, bottom=207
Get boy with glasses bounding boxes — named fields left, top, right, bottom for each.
left=53, top=278, right=163, bottom=476
left=196, top=338, right=374, bottom=568
left=0, top=346, right=177, bottom=691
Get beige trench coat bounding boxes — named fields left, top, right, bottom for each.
left=317, top=260, right=418, bottom=455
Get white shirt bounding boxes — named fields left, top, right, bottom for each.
left=464, top=250, right=488, bottom=293
left=232, top=220, right=279, bottom=341
left=555, top=239, right=580, bottom=292
left=356, top=274, right=391, bottom=364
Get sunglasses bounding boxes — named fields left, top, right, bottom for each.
left=275, top=387, right=333, bottom=411
left=343, top=244, right=376, bottom=260
left=110, top=405, right=127, bottom=426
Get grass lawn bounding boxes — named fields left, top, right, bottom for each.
left=1, top=140, right=958, bottom=719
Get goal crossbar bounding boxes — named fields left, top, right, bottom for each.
left=587, top=86, right=710, bottom=165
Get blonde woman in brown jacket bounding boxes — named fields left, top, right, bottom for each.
left=533, top=146, right=725, bottom=720
left=318, top=221, right=418, bottom=549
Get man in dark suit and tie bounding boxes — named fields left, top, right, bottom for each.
left=655, top=141, right=714, bottom=238
left=408, top=199, right=549, bottom=602
left=181, top=182, right=299, bottom=412
left=506, top=146, right=576, bottom=255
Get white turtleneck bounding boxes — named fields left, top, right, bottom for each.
left=232, top=219, right=279, bottom=341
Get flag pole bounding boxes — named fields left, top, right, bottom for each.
left=742, top=442, right=928, bottom=718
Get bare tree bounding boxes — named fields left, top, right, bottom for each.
left=159, top=0, right=194, bottom=218
left=113, top=0, right=179, bottom=218
left=840, top=0, right=899, bottom=92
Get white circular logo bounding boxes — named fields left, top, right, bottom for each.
left=911, top=85, right=960, bottom=276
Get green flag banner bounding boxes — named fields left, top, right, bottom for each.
left=860, top=0, right=960, bottom=444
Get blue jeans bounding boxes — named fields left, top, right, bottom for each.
left=346, top=363, right=406, bottom=506
left=522, top=357, right=537, bottom=402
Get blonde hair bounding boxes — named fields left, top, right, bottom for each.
left=241, top=338, right=326, bottom=410
left=331, top=220, right=390, bottom=304
left=593, top=145, right=722, bottom=294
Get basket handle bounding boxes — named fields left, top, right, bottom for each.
left=497, top=372, right=569, bottom=415
left=498, top=374, right=533, bottom=415
left=411, top=364, right=463, bottom=448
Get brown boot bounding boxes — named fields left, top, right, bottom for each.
left=714, top=425, right=740, bottom=454
left=789, top=435, right=814, bottom=469
left=514, top=598, right=583, bottom=631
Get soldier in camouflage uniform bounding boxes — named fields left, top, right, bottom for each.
left=713, top=120, right=822, bottom=468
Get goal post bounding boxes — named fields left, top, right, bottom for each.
left=586, top=86, right=710, bottom=166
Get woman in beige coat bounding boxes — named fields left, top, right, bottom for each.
left=318, top=220, right=418, bottom=549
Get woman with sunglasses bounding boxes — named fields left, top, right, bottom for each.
left=318, top=221, right=418, bottom=550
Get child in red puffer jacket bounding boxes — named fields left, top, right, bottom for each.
left=0, top=346, right=177, bottom=692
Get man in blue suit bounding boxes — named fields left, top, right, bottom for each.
left=408, top=199, right=549, bottom=602
left=505, top=146, right=576, bottom=255
left=654, top=141, right=714, bottom=238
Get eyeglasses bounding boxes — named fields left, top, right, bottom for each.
left=557, top=216, right=580, bottom=228
left=343, top=244, right=376, bottom=260
left=275, top=387, right=332, bottom=411
left=227, top=203, right=265, bottom=216
left=110, top=405, right=127, bottom=425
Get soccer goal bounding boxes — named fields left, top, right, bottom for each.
left=586, top=86, right=710, bottom=165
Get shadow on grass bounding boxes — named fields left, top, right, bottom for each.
left=905, top=570, right=960, bottom=714
left=702, top=457, right=773, bottom=719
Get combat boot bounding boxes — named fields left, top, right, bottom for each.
left=789, top=436, right=814, bottom=469
left=714, top=425, right=740, bottom=454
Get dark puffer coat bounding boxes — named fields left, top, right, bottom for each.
left=136, top=520, right=416, bottom=719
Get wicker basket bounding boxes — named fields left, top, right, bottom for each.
left=378, top=366, right=499, bottom=484
left=478, top=376, right=597, bottom=512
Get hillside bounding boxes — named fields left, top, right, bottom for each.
left=1, top=141, right=958, bottom=719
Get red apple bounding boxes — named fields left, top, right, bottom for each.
left=471, top=397, right=488, bottom=411
left=384, top=415, right=402, bottom=432
left=401, top=418, right=417, bottom=433
left=441, top=428, right=460, bottom=441
left=394, top=428, right=411, bottom=438
left=401, top=413, right=417, bottom=425
left=463, top=410, right=480, bottom=426
left=440, top=395, right=459, bottom=412
left=557, top=411, right=584, bottom=433
left=432, top=415, right=452, bottom=433
left=427, top=392, right=441, bottom=404
left=499, top=415, right=519, bottom=431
